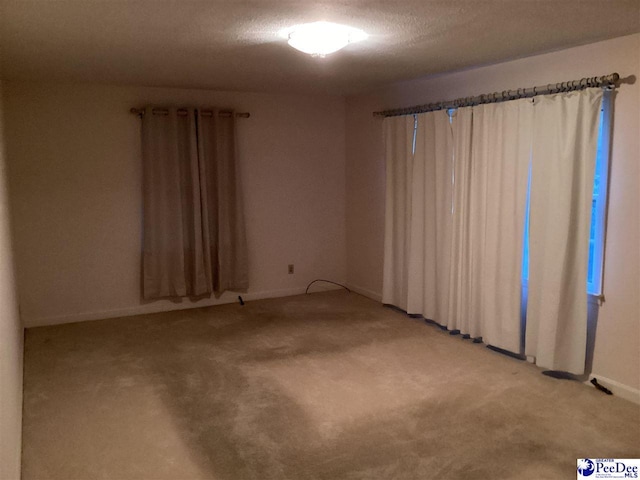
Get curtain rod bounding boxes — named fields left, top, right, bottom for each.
left=130, top=108, right=250, bottom=118
left=373, top=73, right=619, bottom=118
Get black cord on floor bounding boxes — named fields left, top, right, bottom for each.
left=305, top=279, right=351, bottom=295
left=591, top=378, right=613, bottom=395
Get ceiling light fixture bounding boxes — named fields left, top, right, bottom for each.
left=283, top=21, right=367, bottom=57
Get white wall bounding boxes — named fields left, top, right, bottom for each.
left=3, top=82, right=346, bottom=327
left=346, top=34, right=640, bottom=397
left=0, top=81, right=23, bottom=480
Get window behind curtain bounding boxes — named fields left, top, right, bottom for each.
left=587, top=90, right=612, bottom=295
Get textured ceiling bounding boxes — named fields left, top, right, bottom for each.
left=1, top=1, right=639, bottom=95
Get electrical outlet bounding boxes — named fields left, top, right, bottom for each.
left=288, top=264, right=294, bottom=274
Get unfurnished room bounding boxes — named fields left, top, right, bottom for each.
left=0, top=1, right=639, bottom=479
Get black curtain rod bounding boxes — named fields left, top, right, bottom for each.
left=130, top=108, right=250, bottom=118
left=373, top=73, right=619, bottom=118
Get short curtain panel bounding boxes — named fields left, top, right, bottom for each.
left=382, top=88, right=603, bottom=374
left=141, top=107, right=248, bottom=299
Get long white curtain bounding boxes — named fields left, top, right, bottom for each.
left=385, top=103, right=530, bottom=352
left=382, top=89, right=602, bottom=367
left=382, top=115, right=418, bottom=310
left=445, top=107, right=474, bottom=335
left=525, top=89, right=603, bottom=374
left=406, top=111, right=453, bottom=320
left=468, top=100, right=532, bottom=352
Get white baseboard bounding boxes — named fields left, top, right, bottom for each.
left=346, top=283, right=382, bottom=302
left=585, top=374, right=640, bottom=405
left=25, top=286, right=312, bottom=328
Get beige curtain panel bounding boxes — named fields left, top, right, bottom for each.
left=141, top=107, right=248, bottom=300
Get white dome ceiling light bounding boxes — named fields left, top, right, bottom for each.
left=283, top=21, right=368, bottom=57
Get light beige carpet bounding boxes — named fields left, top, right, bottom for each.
left=22, top=291, right=639, bottom=480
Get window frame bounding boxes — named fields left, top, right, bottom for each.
left=587, top=89, right=613, bottom=297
